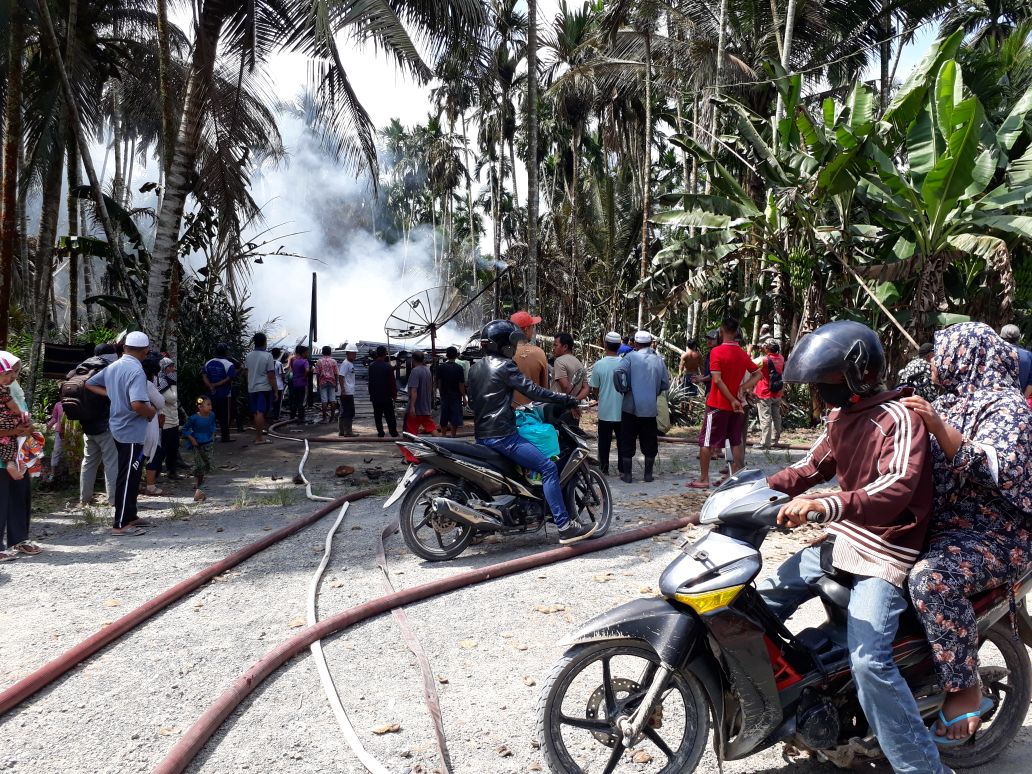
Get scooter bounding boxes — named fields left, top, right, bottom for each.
left=538, top=469, right=1032, bottom=773
left=383, top=405, right=612, bottom=561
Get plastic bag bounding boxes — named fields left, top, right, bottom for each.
left=515, top=406, right=560, bottom=459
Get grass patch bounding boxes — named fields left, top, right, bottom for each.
left=169, top=502, right=193, bottom=521
left=234, top=485, right=302, bottom=508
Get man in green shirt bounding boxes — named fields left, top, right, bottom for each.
left=588, top=332, right=624, bottom=476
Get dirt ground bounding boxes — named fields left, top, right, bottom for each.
left=1, top=411, right=1029, bottom=774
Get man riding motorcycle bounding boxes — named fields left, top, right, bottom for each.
left=468, top=320, right=597, bottom=545
left=757, top=321, right=950, bottom=774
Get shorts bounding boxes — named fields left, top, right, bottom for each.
left=699, top=407, right=746, bottom=448
left=405, top=414, right=438, bottom=435
left=439, top=396, right=464, bottom=428
left=248, top=391, right=273, bottom=415
left=319, top=384, right=337, bottom=403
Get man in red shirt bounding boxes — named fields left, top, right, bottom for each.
left=688, top=317, right=761, bottom=488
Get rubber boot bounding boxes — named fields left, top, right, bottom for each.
left=344, top=419, right=357, bottom=437
left=338, top=415, right=346, bottom=437
left=600, top=462, right=610, bottom=476
left=620, top=458, right=633, bottom=483
left=644, top=457, right=656, bottom=482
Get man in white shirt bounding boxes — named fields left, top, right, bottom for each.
left=337, top=343, right=359, bottom=436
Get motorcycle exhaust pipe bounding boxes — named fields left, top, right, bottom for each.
left=431, top=498, right=504, bottom=532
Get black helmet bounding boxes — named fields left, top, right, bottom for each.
left=481, top=320, right=523, bottom=359
left=784, top=320, right=885, bottom=395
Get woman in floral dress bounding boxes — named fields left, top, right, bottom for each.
left=903, top=322, right=1032, bottom=743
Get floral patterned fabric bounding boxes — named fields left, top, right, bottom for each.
left=909, top=322, right=1032, bottom=690
left=896, top=357, right=937, bottom=401
left=0, top=385, right=21, bottom=464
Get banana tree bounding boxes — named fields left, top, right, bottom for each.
left=854, top=31, right=1032, bottom=336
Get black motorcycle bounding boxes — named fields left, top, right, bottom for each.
left=384, top=406, right=612, bottom=561
left=538, top=470, right=1032, bottom=773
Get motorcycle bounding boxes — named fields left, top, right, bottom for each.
left=538, top=469, right=1032, bottom=773
left=383, top=404, right=612, bottom=561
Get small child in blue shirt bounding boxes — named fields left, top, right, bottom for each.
left=182, top=396, right=218, bottom=501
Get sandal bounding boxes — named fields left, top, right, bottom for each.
left=0, top=549, right=17, bottom=562
left=142, top=486, right=165, bottom=496
left=12, top=542, right=42, bottom=556
left=686, top=481, right=711, bottom=489
left=123, top=519, right=155, bottom=528
left=931, top=695, right=994, bottom=747
left=112, top=527, right=147, bottom=536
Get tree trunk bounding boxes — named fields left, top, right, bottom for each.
left=710, top=0, right=730, bottom=157
left=637, top=32, right=653, bottom=330
left=156, top=0, right=175, bottom=177
left=27, top=137, right=65, bottom=406
left=774, top=0, right=799, bottom=135
left=526, top=0, right=539, bottom=310
left=112, top=83, right=125, bottom=207
left=0, top=4, right=25, bottom=348
left=492, top=162, right=502, bottom=318
left=67, top=133, right=80, bottom=341
left=65, top=0, right=80, bottom=341
left=879, top=6, right=892, bottom=110
left=147, top=4, right=227, bottom=342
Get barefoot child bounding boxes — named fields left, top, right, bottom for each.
left=182, top=396, right=217, bottom=501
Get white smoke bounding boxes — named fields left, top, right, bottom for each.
left=244, top=116, right=471, bottom=350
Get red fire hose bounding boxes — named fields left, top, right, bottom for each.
left=0, top=490, right=375, bottom=717
left=152, top=514, right=698, bottom=774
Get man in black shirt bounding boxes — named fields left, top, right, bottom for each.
left=367, top=346, right=398, bottom=438
left=436, top=346, right=466, bottom=437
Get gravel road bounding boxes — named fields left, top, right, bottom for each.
left=1, top=430, right=1029, bottom=774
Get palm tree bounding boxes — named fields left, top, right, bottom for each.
left=526, top=0, right=540, bottom=309
left=145, top=0, right=485, bottom=344
left=0, top=3, right=25, bottom=348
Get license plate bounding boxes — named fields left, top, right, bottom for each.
left=383, top=466, right=418, bottom=509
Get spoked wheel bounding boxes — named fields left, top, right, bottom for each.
left=939, top=622, right=1032, bottom=769
left=398, top=475, right=474, bottom=561
left=564, top=467, right=612, bottom=537
left=537, top=640, right=710, bottom=774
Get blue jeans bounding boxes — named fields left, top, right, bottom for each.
left=480, top=433, right=570, bottom=527
left=758, top=546, right=946, bottom=774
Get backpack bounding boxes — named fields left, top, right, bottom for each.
left=59, top=356, right=111, bottom=422
left=766, top=356, right=784, bottom=394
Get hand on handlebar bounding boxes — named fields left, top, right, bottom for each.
left=776, top=497, right=826, bottom=529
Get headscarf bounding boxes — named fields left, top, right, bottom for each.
left=0, top=351, right=20, bottom=373
left=932, top=322, right=1032, bottom=513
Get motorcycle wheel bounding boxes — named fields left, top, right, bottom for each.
left=398, top=475, right=475, bottom=562
left=537, top=640, right=710, bottom=774
left=939, top=621, right=1032, bottom=769
left=564, top=466, right=612, bottom=538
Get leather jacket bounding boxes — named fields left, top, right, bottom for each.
left=468, top=354, right=576, bottom=439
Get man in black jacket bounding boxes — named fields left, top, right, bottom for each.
left=368, top=346, right=398, bottom=438
left=468, top=320, right=595, bottom=544
left=78, top=343, right=119, bottom=506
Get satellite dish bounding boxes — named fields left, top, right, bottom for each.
left=384, top=286, right=465, bottom=341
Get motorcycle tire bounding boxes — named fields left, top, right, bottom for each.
left=564, top=466, right=612, bottom=538
left=398, top=475, right=475, bottom=562
left=537, top=639, right=710, bottom=774
left=939, top=621, right=1032, bottom=769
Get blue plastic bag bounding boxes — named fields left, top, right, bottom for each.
left=515, top=406, right=560, bottom=459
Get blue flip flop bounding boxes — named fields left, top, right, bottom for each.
left=931, top=695, right=994, bottom=747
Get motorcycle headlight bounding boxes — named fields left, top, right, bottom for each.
left=700, top=487, right=748, bottom=524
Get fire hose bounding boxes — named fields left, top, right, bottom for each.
left=152, top=513, right=698, bottom=774
left=0, top=490, right=375, bottom=717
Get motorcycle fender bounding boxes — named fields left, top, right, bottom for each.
left=560, top=597, right=699, bottom=667
left=383, top=464, right=436, bottom=509
left=1017, top=596, right=1032, bottom=649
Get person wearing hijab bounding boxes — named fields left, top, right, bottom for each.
left=0, top=351, right=40, bottom=560
left=902, top=323, right=1032, bottom=745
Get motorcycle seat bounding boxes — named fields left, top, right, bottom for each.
left=432, top=438, right=518, bottom=470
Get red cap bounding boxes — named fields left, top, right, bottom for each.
left=510, top=310, right=542, bottom=328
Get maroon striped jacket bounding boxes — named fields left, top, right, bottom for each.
left=768, top=389, right=933, bottom=582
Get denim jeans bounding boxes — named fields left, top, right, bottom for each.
left=480, top=433, right=570, bottom=527
left=758, top=546, right=946, bottom=774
